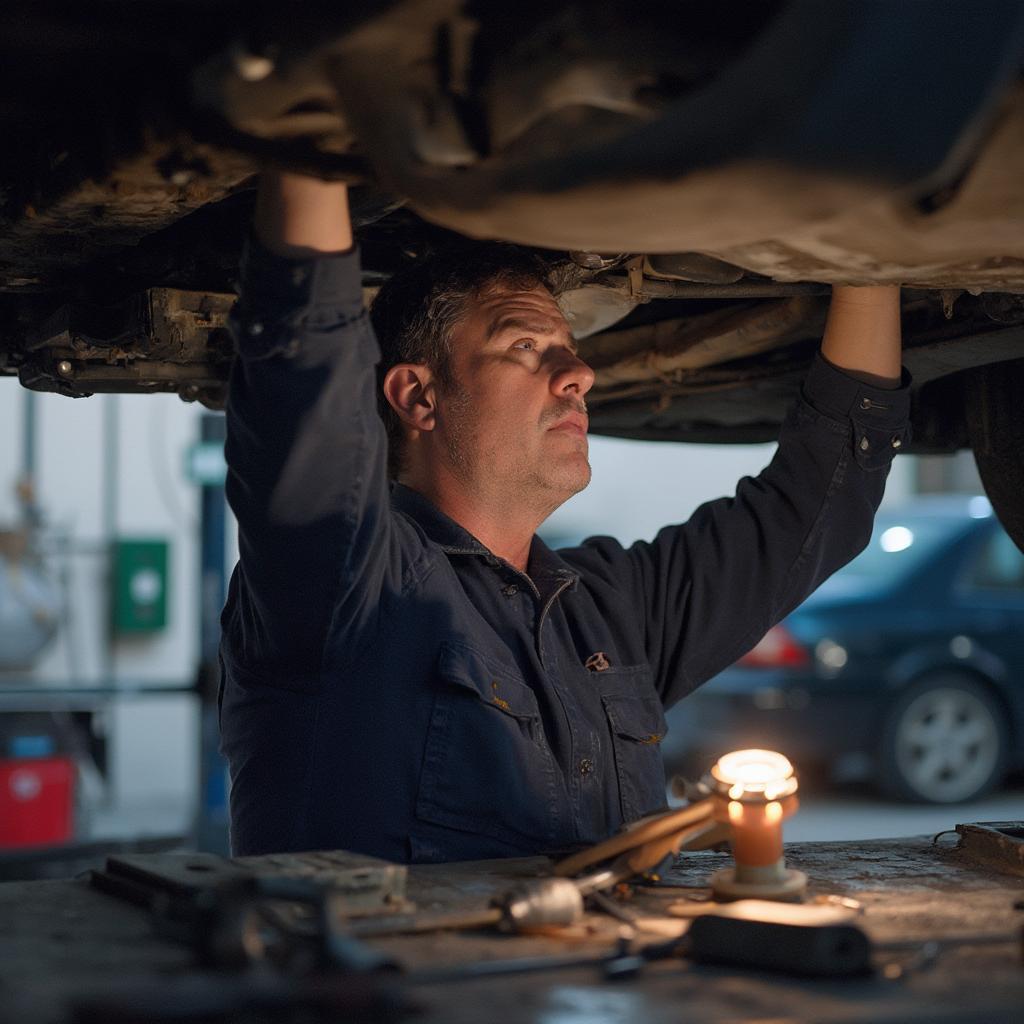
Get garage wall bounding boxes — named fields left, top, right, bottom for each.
left=0, top=382, right=212, bottom=687
left=0, top=381, right=218, bottom=839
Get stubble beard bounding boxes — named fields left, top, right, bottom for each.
left=440, top=384, right=591, bottom=519
left=439, top=379, right=476, bottom=480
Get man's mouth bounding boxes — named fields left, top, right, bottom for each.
left=548, top=413, right=589, bottom=437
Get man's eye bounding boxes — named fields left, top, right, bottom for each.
left=512, top=339, right=536, bottom=352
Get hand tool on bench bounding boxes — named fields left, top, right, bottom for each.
left=405, top=903, right=875, bottom=984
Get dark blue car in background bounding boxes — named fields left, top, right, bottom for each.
left=663, top=495, right=1024, bottom=804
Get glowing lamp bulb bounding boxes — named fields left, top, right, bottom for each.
left=705, top=748, right=806, bottom=902
left=713, top=749, right=793, bottom=793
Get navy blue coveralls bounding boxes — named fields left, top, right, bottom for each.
left=219, top=238, right=911, bottom=863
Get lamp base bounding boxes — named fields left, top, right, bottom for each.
left=710, top=865, right=808, bottom=903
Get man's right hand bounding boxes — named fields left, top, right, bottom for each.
left=254, top=170, right=353, bottom=258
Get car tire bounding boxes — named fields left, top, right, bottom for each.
left=877, top=673, right=1008, bottom=804
left=967, top=358, right=1024, bottom=555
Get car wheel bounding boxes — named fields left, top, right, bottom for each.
left=878, top=673, right=1007, bottom=804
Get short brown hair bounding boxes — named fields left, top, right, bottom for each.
left=370, top=243, right=560, bottom=477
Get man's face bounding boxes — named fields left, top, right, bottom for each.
left=436, top=283, right=595, bottom=512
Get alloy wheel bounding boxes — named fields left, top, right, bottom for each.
left=892, top=684, right=1001, bottom=803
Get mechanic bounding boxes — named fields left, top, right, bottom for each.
left=219, top=171, right=908, bottom=862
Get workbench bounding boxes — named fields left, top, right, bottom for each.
left=2, top=832, right=1022, bottom=1023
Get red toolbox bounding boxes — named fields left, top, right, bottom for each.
left=0, top=757, right=75, bottom=848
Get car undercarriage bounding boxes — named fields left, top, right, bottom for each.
left=3, top=1, right=1024, bottom=542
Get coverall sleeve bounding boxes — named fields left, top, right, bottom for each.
left=617, top=353, right=912, bottom=708
left=221, top=236, right=393, bottom=689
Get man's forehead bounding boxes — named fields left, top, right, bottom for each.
left=471, top=285, right=569, bottom=332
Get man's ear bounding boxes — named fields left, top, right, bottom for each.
left=382, top=363, right=436, bottom=432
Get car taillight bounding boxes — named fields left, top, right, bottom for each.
left=737, top=625, right=810, bottom=669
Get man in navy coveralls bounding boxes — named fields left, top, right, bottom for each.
left=219, top=171, right=907, bottom=862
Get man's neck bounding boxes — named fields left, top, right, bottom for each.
left=438, top=492, right=535, bottom=573
left=400, top=468, right=546, bottom=573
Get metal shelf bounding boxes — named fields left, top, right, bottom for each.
left=0, top=683, right=195, bottom=711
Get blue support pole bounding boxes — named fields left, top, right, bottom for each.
left=196, top=412, right=229, bottom=853
left=20, top=390, right=40, bottom=527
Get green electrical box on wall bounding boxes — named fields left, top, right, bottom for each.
left=112, top=539, right=169, bottom=633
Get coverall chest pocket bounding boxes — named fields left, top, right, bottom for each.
left=415, top=640, right=560, bottom=849
left=600, top=678, right=669, bottom=824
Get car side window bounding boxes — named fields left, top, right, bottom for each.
left=967, top=529, right=1024, bottom=591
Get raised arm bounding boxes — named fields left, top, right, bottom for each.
left=821, top=285, right=902, bottom=387
left=592, top=285, right=908, bottom=707
left=254, top=170, right=353, bottom=257
left=222, top=171, right=391, bottom=689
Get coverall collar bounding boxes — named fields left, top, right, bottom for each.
left=390, top=482, right=580, bottom=590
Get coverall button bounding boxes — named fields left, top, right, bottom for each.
left=502, top=584, right=519, bottom=597
left=891, top=436, right=903, bottom=449
left=860, top=397, right=872, bottom=410
left=859, top=436, right=870, bottom=451
left=578, top=758, right=594, bottom=777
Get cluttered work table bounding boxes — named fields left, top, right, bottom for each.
left=2, top=822, right=1023, bottom=1023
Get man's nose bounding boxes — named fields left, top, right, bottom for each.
left=550, top=351, right=595, bottom=398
